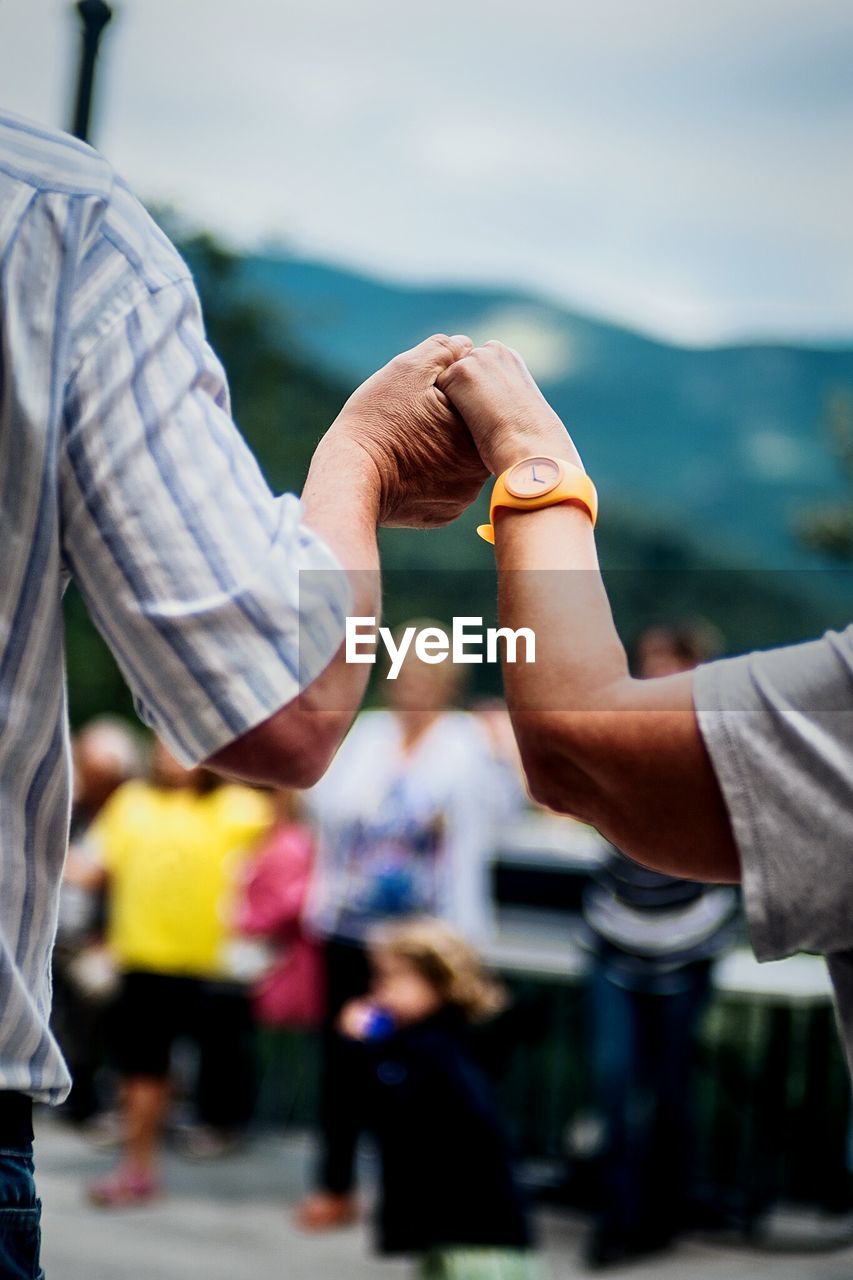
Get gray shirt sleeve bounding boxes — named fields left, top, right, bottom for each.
left=693, top=627, right=853, bottom=960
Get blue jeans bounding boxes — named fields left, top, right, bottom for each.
left=0, top=1146, right=43, bottom=1279
left=588, top=961, right=711, bottom=1245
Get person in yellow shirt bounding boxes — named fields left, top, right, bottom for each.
left=78, top=739, right=273, bottom=1206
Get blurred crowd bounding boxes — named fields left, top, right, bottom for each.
left=52, top=622, right=739, bottom=1276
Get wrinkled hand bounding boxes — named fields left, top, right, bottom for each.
left=327, top=334, right=488, bottom=527
left=436, top=340, right=583, bottom=476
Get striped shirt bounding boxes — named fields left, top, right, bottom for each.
left=0, top=110, right=350, bottom=1101
left=583, top=849, right=739, bottom=992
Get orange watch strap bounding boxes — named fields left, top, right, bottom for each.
left=477, top=458, right=598, bottom=544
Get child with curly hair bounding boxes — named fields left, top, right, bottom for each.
left=339, top=917, right=543, bottom=1280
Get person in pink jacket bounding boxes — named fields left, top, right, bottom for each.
left=234, top=792, right=324, bottom=1032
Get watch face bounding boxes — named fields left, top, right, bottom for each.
left=505, top=456, right=562, bottom=499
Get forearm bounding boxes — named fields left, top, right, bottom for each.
left=294, top=428, right=382, bottom=741
left=495, top=501, right=629, bottom=814
left=209, top=429, right=380, bottom=788
left=494, top=502, right=739, bottom=882
left=495, top=502, right=628, bottom=715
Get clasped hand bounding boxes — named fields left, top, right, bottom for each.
left=323, top=333, right=584, bottom=528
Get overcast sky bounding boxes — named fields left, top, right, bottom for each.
left=2, top=0, right=852, bottom=344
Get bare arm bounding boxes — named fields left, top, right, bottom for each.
left=438, top=343, right=739, bottom=883
left=494, top=503, right=738, bottom=881
left=208, top=433, right=381, bottom=788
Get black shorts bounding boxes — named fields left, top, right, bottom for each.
left=110, top=971, right=210, bottom=1078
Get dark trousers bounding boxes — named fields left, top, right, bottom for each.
left=195, top=983, right=258, bottom=1132
left=316, top=939, right=371, bottom=1195
left=0, top=1095, right=42, bottom=1280
left=588, top=961, right=711, bottom=1245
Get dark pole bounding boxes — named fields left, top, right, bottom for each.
left=70, top=1, right=113, bottom=143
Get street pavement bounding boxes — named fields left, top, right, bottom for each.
left=35, top=1115, right=853, bottom=1280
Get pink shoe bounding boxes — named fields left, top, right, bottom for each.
left=88, top=1167, right=161, bottom=1208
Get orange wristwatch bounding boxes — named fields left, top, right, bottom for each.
left=477, top=455, right=599, bottom=544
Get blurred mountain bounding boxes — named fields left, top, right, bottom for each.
left=242, top=255, right=853, bottom=571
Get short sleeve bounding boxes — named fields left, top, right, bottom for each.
left=59, top=277, right=351, bottom=766
left=693, top=627, right=853, bottom=959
